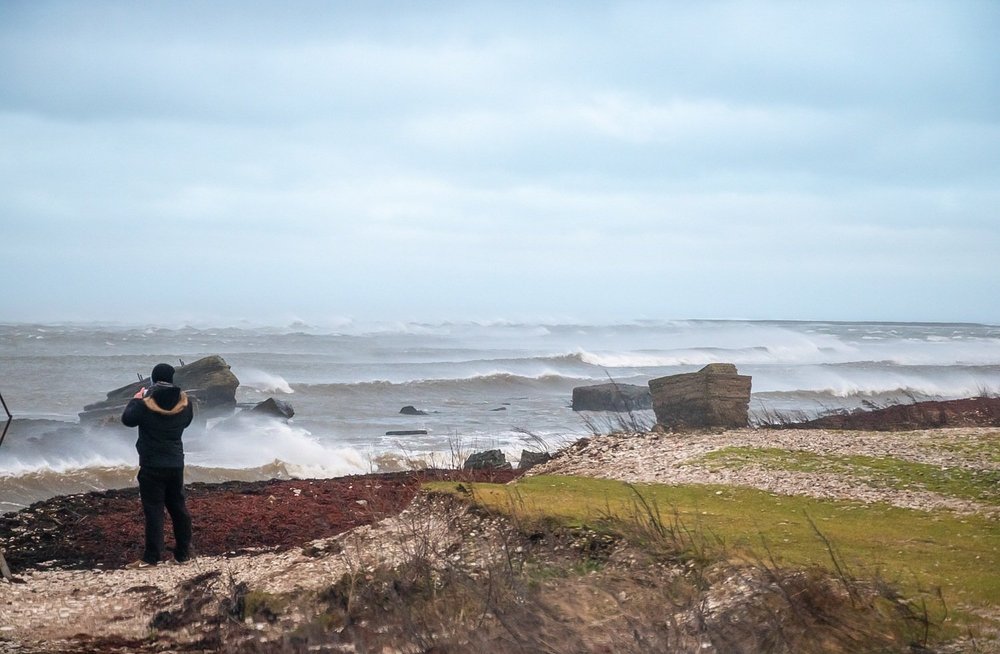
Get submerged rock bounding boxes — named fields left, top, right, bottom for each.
left=463, top=449, right=512, bottom=471
left=571, top=383, right=652, bottom=412
left=399, top=405, right=428, bottom=416
left=251, top=398, right=295, bottom=421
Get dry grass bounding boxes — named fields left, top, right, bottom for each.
left=75, top=489, right=974, bottom=654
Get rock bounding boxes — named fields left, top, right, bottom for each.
left=79, top=355, right=240, bottom=422
left=518, top=450, right=551, bottom=470
left=250, top=398, right=295, bottom=420
left=648, top=363, right=751, bottom=430
left=399, top=405, right=428, bottom=416
left=463, top=449, right=512, bottom=471
left=572, top=383, right=652, bottom=412
left=787, top=396, right=1000, bottom=431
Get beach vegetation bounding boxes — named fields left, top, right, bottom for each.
left=930, top=431, right=1000, bottom=465
left=426, top=476, right=1000, bottom=632
left=695, top=446, right=1000, bottom=505
left=274, top=478, right=975, bottom=653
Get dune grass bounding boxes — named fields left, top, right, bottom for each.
left=426, top=475, right=1000, bottom=617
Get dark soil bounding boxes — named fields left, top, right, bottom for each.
left=0, top=469, right=519, bottom=573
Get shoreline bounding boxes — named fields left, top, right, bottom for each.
left=2, top=425, right=998, bottom=651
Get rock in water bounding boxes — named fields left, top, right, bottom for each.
left=648, top=363, right=751, bottom=430
left=79, top=355, right=240, bottom=423
left=250, top=398, right=295, bottom=420
left=399, top=405, right=428, bottom=416
left=463, top=449, right=512, bottom=471
left=571, top=383, right=652, bottom=412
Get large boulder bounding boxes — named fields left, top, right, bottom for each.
left=648, top=363, right=751, bottom=430
left=571, top=383, right=652, bottom=412
left=79, top=355, right=240, bottom=423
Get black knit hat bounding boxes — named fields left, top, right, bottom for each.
left=151, top=363, right=175, bottom=384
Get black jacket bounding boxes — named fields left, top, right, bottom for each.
left=121, top=382, right=194, bottom=468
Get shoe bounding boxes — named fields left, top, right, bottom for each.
left=126, top=560, right=156, bottom=569
left=174, top=548, right=196, bottom=564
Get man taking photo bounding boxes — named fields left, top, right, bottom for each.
left=121, top=363, right=194, bottom=568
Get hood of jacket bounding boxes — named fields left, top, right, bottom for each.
left=143, top=382, right=189, bottom=415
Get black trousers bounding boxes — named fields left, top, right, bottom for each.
left=137, top=466, right=193, bottom=564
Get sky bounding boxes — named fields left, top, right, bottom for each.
left=1, top=1, right=998, bottom=326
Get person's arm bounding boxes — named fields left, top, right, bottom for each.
left=121, top=396, right=145, bottom=427
left=180, top=393, right=194, bottom=429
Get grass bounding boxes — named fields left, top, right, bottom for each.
left=931, top=433, right=1000, bottom=466
left=695, top=446, right=1000, bottom=505
left=425, top=475, right=1000, bottom=616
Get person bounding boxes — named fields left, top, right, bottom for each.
left=121, top=363, right=194, bottom=567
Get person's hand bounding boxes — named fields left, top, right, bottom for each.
left=133, top=388, right=146, bottom=399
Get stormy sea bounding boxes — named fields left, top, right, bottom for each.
left=2, top=320, right=999, bottom=513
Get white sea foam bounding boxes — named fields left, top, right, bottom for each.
left=234, top=367, right=294, bottom=394
left=188, top=418, right=366, bottom=476
left=3, top=319, right=999, bottom=507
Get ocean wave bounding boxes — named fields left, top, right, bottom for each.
left=233, top=367, right=294, bottom=394
left=754, top=380, right=999, bottom=401
left=0, top=418, right=369, bottom=479
left=299, top=372, right=595, bottom=394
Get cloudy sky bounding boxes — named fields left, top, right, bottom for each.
left=1, top=1, right=997, bottom=325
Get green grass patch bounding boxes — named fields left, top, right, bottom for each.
left=696, top=447, right=1000, bottom=505
left=426, top=475, right=1000, bottom=615
left=931, top=432, right=1000, bottom=465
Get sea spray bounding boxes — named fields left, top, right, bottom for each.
left=2, top=319, right=999, bottom=509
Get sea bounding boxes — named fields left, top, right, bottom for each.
left=2, top=319, right=999, bottom=513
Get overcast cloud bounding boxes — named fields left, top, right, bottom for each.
left=1, top=1, right=998, bottom=325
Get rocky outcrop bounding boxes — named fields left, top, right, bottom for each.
left=399, top=405, right=428, bottom=416
left=785, top=396, right=1000, bottom=431
left=79, top=355, right=240, bottom=423
left=463, top=449, right=512, bottom=471
left=571, top=383, right=652, bottom=412
left=648, top=363, right=751, bottom=430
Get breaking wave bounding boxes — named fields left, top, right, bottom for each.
left=235, top=368, right=294, bottom=394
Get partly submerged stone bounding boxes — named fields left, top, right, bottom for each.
left=571, top=383, right=652, bottom=412
left=463, top=449, right=512, bottom=471
left=250, top=398, right=295, bottom=420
